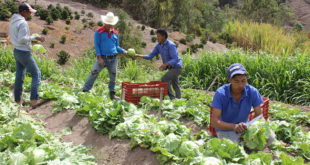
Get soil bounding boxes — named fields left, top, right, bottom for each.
left=26, top=101, right=160, bottom=165
left=2, top=0, right=310, bottom=164
left=288, top=0, right=310, bottom=32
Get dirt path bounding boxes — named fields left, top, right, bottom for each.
left=27, top=101, right=160, bottom=165
left=288, top=0, right=310, bottom=32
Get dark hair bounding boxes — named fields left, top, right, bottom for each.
left=19, top=3, right=30, bottom=13
left=156, top=28, right=168, bottom=39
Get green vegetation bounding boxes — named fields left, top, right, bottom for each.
left=57, top=50, right=70, bottom=65
left=152, top=36, right=157, bottom=43
left=50, top=42, right=55, bottom=48
left=180, top=49, right=310, bottom=105
left=220, top=20, right=310, bottom=55
left=0, top=44, right=309, bottom=164
left=41, top=28, right=48, bottom=35
left=60, top=35, right=66, bottom=44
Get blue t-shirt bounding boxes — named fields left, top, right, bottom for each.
left=211, top=84, right=263, bottom=132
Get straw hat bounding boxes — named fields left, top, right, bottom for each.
left=101, top=12, right=119, bottom=25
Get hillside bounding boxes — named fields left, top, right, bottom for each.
left=0, top=1, right=310, bottom=165
left=288, top=0, right=310, bottom=32
left=0, top=0, right=226, bottom=61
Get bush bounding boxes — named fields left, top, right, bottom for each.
left=42, top=28, right=48, bottom=35
left=61, top=10, right=69, bottom=20
left=81, top=9, right=85, bottom=15
left=180, top=38, right=187, bottom=45
left=89, top=21, right=95, bottom=27
left=4, top=0, right=18, bottom=14
left=186, top=34, right=195, bottom=42
left=174, top=41, right=179, bottom=48
left=97, top=21, right=103, bottom=27
left=151, top=36, right=157, bottom=43
left=50, top=42, right=55, bottom=48
left=50, top=8, right=61, bottom=20
left=150, top=29, right=155, bottom=35
left=47, top=4, right=54, bottom=10
left=136, top=25, right=140, bottom=30
left=65, top=18, right=71, bottom=25
left=46, top=16, right=53, bottom=25
left=74, top=14, right=80, bottom=20
left=141, top=42, right=147, bottom=48
left=65, top=26, right=70, bottom=30
left=82, top=18, right=87, bottom=23
left=38, top=9, right=50, bottom=20
left=83, top=24, right=88, bottom=29
left=0, top=6, right=11, bottom=21
left=87, top=12, right=93, bottom=18
left=141, top=25, right=145, bottom=31
left=293, top=22, right=304, bottom=32
left=200, top=37, right=207, bottom=45
left=57, top=50, right=70, bottom=65
left=60, top=35, right=66, bottom=44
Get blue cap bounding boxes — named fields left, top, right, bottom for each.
left=227, top=63, right=246, bottom=79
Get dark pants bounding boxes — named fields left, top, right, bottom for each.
left=161, top=68, right=182, bottom=99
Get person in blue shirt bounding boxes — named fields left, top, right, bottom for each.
left=135, top=28, right=183, bottom=99
left=210, top=63, right=275, bottom=145
left=83, top=12, right=127, bottom=100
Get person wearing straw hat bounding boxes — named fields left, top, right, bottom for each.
left=83, top=12, right=127, bottom=100
left=135, top=28, right=183, bottom=100
left=10, top=3, right=45, bottom=108
left=210, top=63, right=275, bottom=146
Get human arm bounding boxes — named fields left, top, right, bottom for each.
left=252, top=87, right=263, bottom=118
left=94, top=31, right=104, bottom=66
left=94, top=31, right=101, bottom=57
left=143, top=44, right=159, bottom=60
left=115, top=34, right=126, bottom=54
left=17, top=22, right=44, bottom=43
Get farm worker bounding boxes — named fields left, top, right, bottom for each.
left=210, top=63, right=275, bottom=145
left=83, top=12, right=127, bottom=100
left=9, top=3, right=45, bottom=107
left=135, top=28, right=183, bottom=99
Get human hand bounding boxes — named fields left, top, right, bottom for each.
left=159, top=63, right=169, bottom=71
left=124, top=50, right=128, bottom=55
left=233, top=123, right=247, bottom=133
left=35, top=35, right=45, bottom=42
left=97, top=56, right=104, bottom=67
left=135, top=54, right=144, bottom=58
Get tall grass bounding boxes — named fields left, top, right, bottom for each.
left=221, top=20, right=310, bottom=55
left=181, top=49, right=310, bottom=105
left=0, top=45, right=59, bottom=80
left=0, top=45, right=15, bottom=72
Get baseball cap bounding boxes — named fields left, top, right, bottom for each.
left=227, top=63, right=246, bottom=79
left=19, top=3, right=37, bottom=14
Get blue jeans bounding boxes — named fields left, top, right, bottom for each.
left=83, top=55, right=118, bottom=92
left=13, top=49, right=41, bottom=102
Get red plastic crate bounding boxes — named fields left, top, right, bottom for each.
left=209, top=97, right=270, bottom=136
left=121, top=81, right=168, bottom=104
